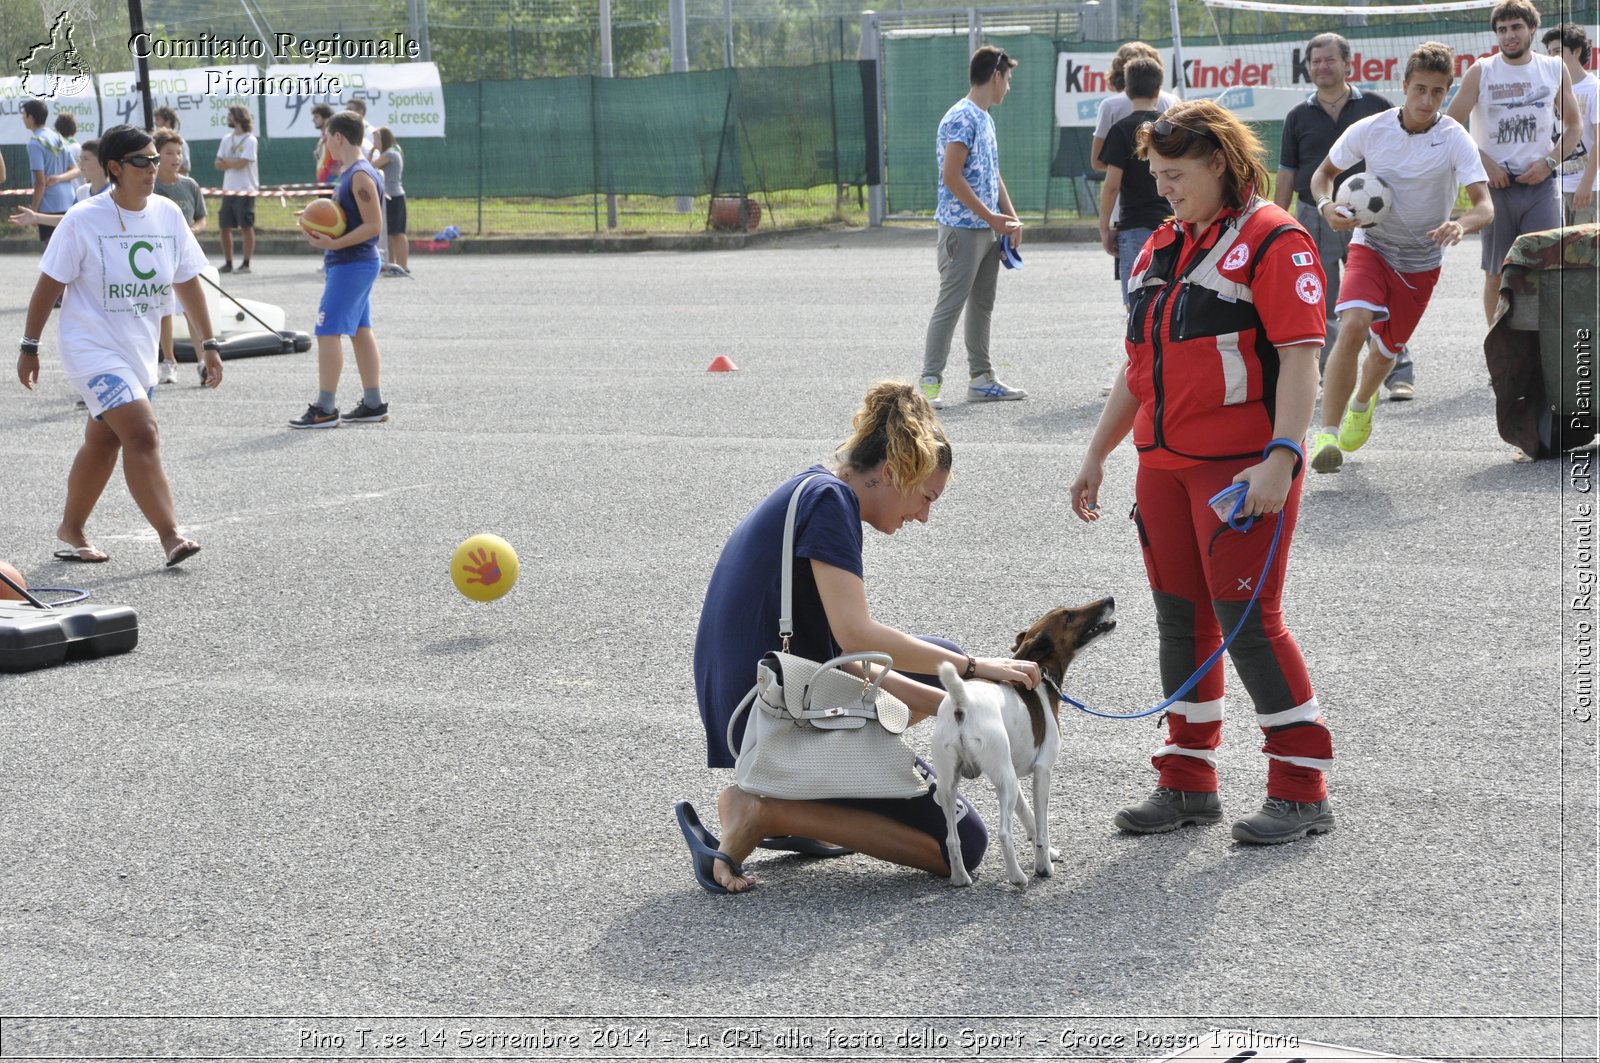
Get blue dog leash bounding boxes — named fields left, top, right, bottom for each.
left=1055, top=438, right=1303, bottom=722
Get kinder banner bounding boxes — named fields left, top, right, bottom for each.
left=0, top=78, right=100, bottom=145
left=1055, top=31, right=1599, bottom=127
left=262, top=63, right=445, bottom=138
left=97, top=66, right=259, bottom=138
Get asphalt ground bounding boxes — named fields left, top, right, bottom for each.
left=0, top=230, right=1594, bottom=1063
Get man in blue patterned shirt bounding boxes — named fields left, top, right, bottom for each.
left=920, top=46, right=1027, bottom=408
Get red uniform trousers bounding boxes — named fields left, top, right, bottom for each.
left=1132, top=456, right=1333, bottom=802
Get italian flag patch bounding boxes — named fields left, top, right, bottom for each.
left=1291, top=251, right=1315, bottom=267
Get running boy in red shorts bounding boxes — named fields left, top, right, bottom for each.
left=1308, top=42, right=1495, bottom=473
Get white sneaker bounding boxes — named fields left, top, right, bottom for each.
left=158, top=360, right=177, bottom=385
left=968, top=372, right=1027, bottom=402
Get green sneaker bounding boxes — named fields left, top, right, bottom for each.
left=919, top=374, right=943, bottom=410
left=1310, top=431, right=1343, bottom=474
left=1337, top=399, right=1376, bottom=452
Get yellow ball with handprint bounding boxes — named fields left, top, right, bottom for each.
left=451, top=534, right=519, bottom=602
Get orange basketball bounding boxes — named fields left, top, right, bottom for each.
left=299, top=197, right=347, bottom=238
left=0, top=560, right=28, bottom=602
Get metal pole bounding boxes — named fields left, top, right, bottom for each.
left=724, top=0, right=734, bottom=68
left=408, top=0, right=432, bottom=62
left=599, top=0, right=617, bottom=228
left=860, top=11, right=886, bottom=227
left=670, top=0, right=691, bottom=213
left=967, top=7, right=981, bottom=56
left=127, top=0, right=156, bottom=128
left=474, top=65, right=485, bottom=235
left=1169, top=0, right=1186, bottom=100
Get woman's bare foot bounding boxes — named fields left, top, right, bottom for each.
left=713, top=787, right=766, bottom=892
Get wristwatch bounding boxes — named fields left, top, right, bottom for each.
left=1545, top=154, right=1561, bottom=172
left=19, top=335, right=40, bottom=356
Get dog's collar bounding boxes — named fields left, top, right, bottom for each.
left=1039, top=671, right=1065, bottom=703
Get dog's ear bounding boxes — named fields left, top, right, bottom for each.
left=1012, top=630, right=1028, bottom=655
left=1015, top=632, right=1053, bottom=662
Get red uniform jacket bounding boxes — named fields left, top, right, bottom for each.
left=1124, top=197, right=1327, bottom=467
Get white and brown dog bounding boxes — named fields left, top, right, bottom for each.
left=932, top=599, right=1117, bottom=887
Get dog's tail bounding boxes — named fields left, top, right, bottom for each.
left=937, top=661, right=968, bottom=723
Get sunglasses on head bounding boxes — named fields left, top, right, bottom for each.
left=1148, top=117, right=1224, bottom=150
left=118, top=154, right=159, bottom=169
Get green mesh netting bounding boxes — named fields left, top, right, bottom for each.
left=1, top=59, right=871, bottom=200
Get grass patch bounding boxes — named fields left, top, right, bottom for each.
left=251, top=186, right=869, bottom=237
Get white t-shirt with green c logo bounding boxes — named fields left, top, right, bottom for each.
left=39, top=194, right=209, bottom=389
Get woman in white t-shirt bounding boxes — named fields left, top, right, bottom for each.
left=15, top=125, right=224, bottom=569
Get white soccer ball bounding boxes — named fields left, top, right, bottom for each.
left=1334, top=172, right=1393, bottom=227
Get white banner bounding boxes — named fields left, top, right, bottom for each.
left=0, top=78, right=99, bottom=145
left=1056, top=32, right=1600, bottom=127
left=1206, top=0, right=1494, bottom=13
left=97, top=66, right=259, bottom=139
left=261, top=63, right=445, bottom=138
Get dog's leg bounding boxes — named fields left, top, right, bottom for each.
left=1031, top=769, right=1053, bottom=877
left=993, top=775, right=1029, bottom=887
left=931, top=745, right=972, bottom=887
left=1013, top=789, right=1062, bottom=866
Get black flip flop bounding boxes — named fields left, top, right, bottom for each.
left=53, top=541, right=109, bottom=563
left=674, top=800, right=747, bottom=894
left=759, top=836, right=854, bottom=858
left=165, top=541, right=201, bottom=568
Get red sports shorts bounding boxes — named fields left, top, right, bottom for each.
left=1333, top=242, right=1440, bottom=358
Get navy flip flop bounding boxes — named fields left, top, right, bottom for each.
left=759, top=836, right=854, bottom=858
left=674, top=800, right=747, bottom=894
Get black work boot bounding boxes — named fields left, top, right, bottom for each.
left=1231, top=797, right=1336, bottom=844
left=1113, top=786, right=1223, bottom=833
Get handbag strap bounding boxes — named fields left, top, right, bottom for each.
left=727, top=684, right=759, bottom=754
left=778, top=474, right=823, bottom=653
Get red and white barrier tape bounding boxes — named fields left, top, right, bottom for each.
left=2, top=185, right=333, bottom=204
left=198, top=186, right=335, bottom=201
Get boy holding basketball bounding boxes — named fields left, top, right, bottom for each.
left=1308, top=42, right=1494, bottom=473
left=288, top=112, right=389, bottom=429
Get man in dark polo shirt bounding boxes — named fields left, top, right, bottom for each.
left=1275, top=33, right=1417, bottom=398
left=1097, top=57, right=1170, bottom=313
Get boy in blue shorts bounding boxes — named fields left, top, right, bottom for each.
left=288, top=111, right=389, bottom=429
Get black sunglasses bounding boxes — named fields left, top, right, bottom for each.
left=1147, top=117, right=1224, bottom=150
left=118, top=153, right=160, bottom=169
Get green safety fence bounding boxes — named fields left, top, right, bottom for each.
left=883, top=33, right=1066, bottom=219
left=1, top=59, right=874, bottom=204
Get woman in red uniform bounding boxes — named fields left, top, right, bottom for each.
left=1070, top=100, right=1335, bottom=844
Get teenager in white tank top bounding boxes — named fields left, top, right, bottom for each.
left=1469, top=49, right=1566, bottom=173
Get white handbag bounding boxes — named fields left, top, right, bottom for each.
left=725, top=476, right=929, bottom=801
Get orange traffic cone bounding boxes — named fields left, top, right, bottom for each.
left=707, top=355, right=738, bottom=372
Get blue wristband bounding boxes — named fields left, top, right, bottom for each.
left=1264, top=437, right=1305, bottom=479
